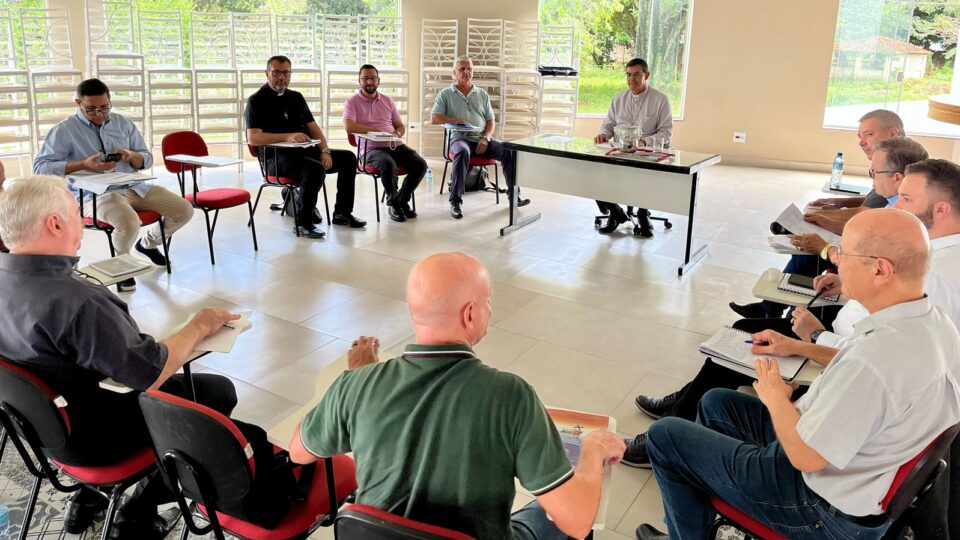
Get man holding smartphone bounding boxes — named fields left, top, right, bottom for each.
left=34, top=78, right=194, bottom=291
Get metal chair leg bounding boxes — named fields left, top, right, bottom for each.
left=98, top=489, right=124, bottom=540
left=440, top=161, right=448, bottom=194
left=17, top=476, right=41, bottom=540
left=493, top=165, right=500, bottom=205
left=321, top=183, right=331, bottom=223
left=248, top=184, right=268, bottom=227
left=247, top=201, right=258, bottom=251
left=157, top=219, right=171, bottom=274
left=373, top=176, right=381, bottom=223
left=202, top=210, right=215, bottom=265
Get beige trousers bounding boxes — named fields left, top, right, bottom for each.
left=83, top=186, right=194, bottom=254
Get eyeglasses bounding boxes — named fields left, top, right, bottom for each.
left=360, top=76, right=380, bottom=82
left=625, top=72, right=646, bottom=79
left=868, top=168, right=900, bottom=179
left=268, top=70, right=292, bottom=77
left=835, top=245, right=881, bottom=260
left=81, top=106, right=111, bottom=116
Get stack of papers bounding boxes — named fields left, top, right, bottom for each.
left=269, top=139, right=323, bottom=148
left=768, top=235, right=805, bottom=255
left=772, top=204, right=841, bottom=245
left=68, top=172, right=155, bottom=195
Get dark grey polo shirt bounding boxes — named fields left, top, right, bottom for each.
left=0, top=253, right=166, bottom=393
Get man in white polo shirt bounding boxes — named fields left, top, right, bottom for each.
left=636, top=208, right=960, bottom=540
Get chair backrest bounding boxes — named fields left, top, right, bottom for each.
left=882, top=422, right=960, bottom=520
left=138, top=390, right=255, bottom=505
left=334, top=504, right=474, bottom=540
left=0, top=358, right=70, bottom=450
left=161, top=130, right=208, bottom=174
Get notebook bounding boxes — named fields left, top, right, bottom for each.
left=88, top=254, right=154, bottom=277
left=777, top=273, right=839, bottom=302
left=699, top=326, right=808, bottom=382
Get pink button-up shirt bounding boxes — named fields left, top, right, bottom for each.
left=343, top=91, right=402, bottom=153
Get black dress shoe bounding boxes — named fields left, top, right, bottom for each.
left=269, top=202, right=284, bottom=212
left=635, top=391, right=680, bottom=420
left=117, top=277, right=137, bottom=292
left=332, top=213, right=367, bottom=228
left=622, top=433, right=652, bottom=468
left=450, top=202, right=463, bottom=220
left=293, top=224, right=326, bottom=239
left=516, top=198, right=531, bottom=207
left=729, top=301, right=768, bottom=319
left=388, top=204, right=406, bottom=222
left=63, top=489, right=108, bottom=534
left=135, top=240, right=168, bottom=266
left=598, top=213, right=626, bottom=234
left=770, top=221, right=792, bottom=235
left=401, top=201, right=417, bottom=219
left=108, top=507, right=181, bottom=540
left=635, top=523, right=669, bottom=540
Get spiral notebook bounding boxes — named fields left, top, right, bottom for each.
left=699, top=326, right=808, bottom=382
left=778, top=273, right=840, bottom=302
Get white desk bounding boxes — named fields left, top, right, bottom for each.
left=820, top=179, right=872, bottom=196
left=502, top=134, right=722, bottom=275
left=751, top=268, right=846, bottom=308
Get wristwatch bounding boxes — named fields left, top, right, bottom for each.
left=820, top=243, right=833, bottom=261
left=320, top=147, right=331, bottom=154
left=479, top=135, right=489, bottom=142
left=810, top=329, right=826, bottom=343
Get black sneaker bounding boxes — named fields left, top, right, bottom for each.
left=63, top=488, right=108, bottom=534
left=135, top=240, right=167, bottom=267
left=117, top=277, right=137, bottom=292
left=450, top=201, right=463, bottom=219
left=622, top=433, right=652, bottom=468
left=634, top=391, right=680, bottom=420
left=729, top=301, right=768, bottom=319
left=635, top=524, right=669, bottom=540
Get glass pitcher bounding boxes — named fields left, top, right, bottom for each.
left=613, top=125, right=642, bottom=152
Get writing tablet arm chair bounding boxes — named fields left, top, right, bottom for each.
left=0, top=358, right=156, bottom=540
left=77, top=188, right=171, bottom=274
left=138, top=390, right=357, bottom=540
left=708, top=422, right=960, bottom=540
left=346, top=134, right=416, bottom=223
left=439, top=128, right=500, bottom=204
left=161, top=131, right=257, bottom=265
left=247, top=144, right=330, bottom=236
left=334, top=504, right=475, bottom=540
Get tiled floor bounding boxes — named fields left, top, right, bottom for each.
left=62, top=159, right=833, bottom=539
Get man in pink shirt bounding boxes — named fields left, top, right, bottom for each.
left=344, top=64, right=427, bottom=222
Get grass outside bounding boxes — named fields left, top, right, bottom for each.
left=827, top=67, right=953, bottom=107
left=577, top=65, right=683, bottom=114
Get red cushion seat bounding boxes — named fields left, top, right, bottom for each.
left=198, top=454, right=358, bottom=540
left=447, top=152, right=497, bottom=166
left=265, top=175, right=300, bottom=187
left=83, top=210, right=164, bottom=230
left=363, top=164, right=408, bottom=176
left=186, top=188, right=251, bottom=209
left=54, top=448, right=156, bottom=486
left=710, top=497, right=787, bottom=540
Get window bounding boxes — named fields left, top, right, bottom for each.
left=824, top=0, right=960, bottom=137
left=539, top=0, right=693, bottom=117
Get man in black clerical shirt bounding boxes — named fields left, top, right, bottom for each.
left=245, top=55, right=365, bottom=238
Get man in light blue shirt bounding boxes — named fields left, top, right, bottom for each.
left=431, top=56, right=529, bottom=220
left=34, top=79, right=193, bottom=291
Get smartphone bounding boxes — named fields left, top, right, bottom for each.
left=787, top=274, right=815, bottom=289
left=100, top=153, right=122, bottom=162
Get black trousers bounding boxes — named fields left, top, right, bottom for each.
left=268, top=148, right=357, bottom=224
left=664, top=318, right=800, bottom=422
left=364, top=145, right=427, bottom=205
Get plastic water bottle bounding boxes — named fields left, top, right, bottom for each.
left=830, top=151, right=844, bottom=189
left=426, top=168, right=434, bottom=191
left=0, top=502, right=12, bottom=539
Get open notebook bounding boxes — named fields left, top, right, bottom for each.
left=778, top=273, right=840, bottom=302
left=699, top=326, right=808, bottom=382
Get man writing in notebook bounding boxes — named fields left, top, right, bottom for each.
left=0, top=175, right=239, bottom=539
left=33, top=78, right=194, bottom=292
left=289, top=252, right=624, bottom=539
left=593, top=58, right=673, bottom=236
left=636, top=208, right=960, bottom=540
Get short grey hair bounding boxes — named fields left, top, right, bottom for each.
left=453, top=55, right=473, bottom=68
left=875, top=137, right=928, bottom=173
left=859, top=109, right=904, bottom=135
left=0, top=175, right=73, bottom=250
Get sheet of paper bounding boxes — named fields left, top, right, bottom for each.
left=767, top=235, right=805, bottom=255
left=269, top=139, right=323, bottom=148
left=195, top=311, right=253, bottom=353
left=165, top=154, right=241, bottom=167
left=773, top=204, right=841, bottom=245
left=68, top=172, right=155, bottom=194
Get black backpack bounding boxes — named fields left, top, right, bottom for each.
left=464, top=166, right=490, bottom=192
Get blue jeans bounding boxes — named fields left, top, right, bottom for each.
left=646, top=389, right=891, bottom=540
left=448, top=138, right=517, bottom=203
left=511, top=500, right=573, bottom=540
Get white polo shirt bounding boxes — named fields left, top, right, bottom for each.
left=816, top=232, right=960, bottom=348
left=794, top=297, right=960, bottom=516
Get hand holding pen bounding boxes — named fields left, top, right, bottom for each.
left=748, top=330, right=796, bottom=357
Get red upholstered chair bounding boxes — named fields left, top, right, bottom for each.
left=709, top=423, right=960, bottom=540
left=161, top=131, right=257, bottom=265
left=0, top=358, right=156, bottom=540
left=138, top=390, right=358, bottom=540
left=439, top=128, right=500, bottom=204
left=78, top=193, right=171, bottom=274
left=247, top=144, right=330, bottom=236
left=334, top=504, right=474, bottom=540
left=346, top=133, right=416, bottom=223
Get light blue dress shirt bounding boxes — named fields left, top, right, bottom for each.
left=885, top=194, right=900, bottom=208
left=33, top=109, right=154, bottom=198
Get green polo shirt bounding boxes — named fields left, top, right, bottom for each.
left=431, top=84, right=495, bottom=141
left=299, top=343, right=573, bottom=539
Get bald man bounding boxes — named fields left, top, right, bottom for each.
left=636, top=209, right=960, bottom=540
left=288, top=252, right=625, bottom=539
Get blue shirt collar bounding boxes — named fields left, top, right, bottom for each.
left=884, top=194, right=900, bottom=208
left=73, top=107, right=112, bottom=129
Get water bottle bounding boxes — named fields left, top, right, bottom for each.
left=0, top=502, right=12, bottom=539
left=426, top=168, right=434, bottom=191
left=830, top=151, right=844, bottom=189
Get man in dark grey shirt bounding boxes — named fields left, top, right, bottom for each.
left=0, top=175, right=240, bottom=539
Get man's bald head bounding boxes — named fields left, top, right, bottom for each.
left=407, top=252, right=492, bottom=346
left=843, top=209, right=930, bottom=284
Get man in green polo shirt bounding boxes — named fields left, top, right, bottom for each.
left=289, top=252, right=624, bottom=539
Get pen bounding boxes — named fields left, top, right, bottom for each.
left=744, top=340, right=769, bottom=346
left=804, top=289, right=825, bottom=309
